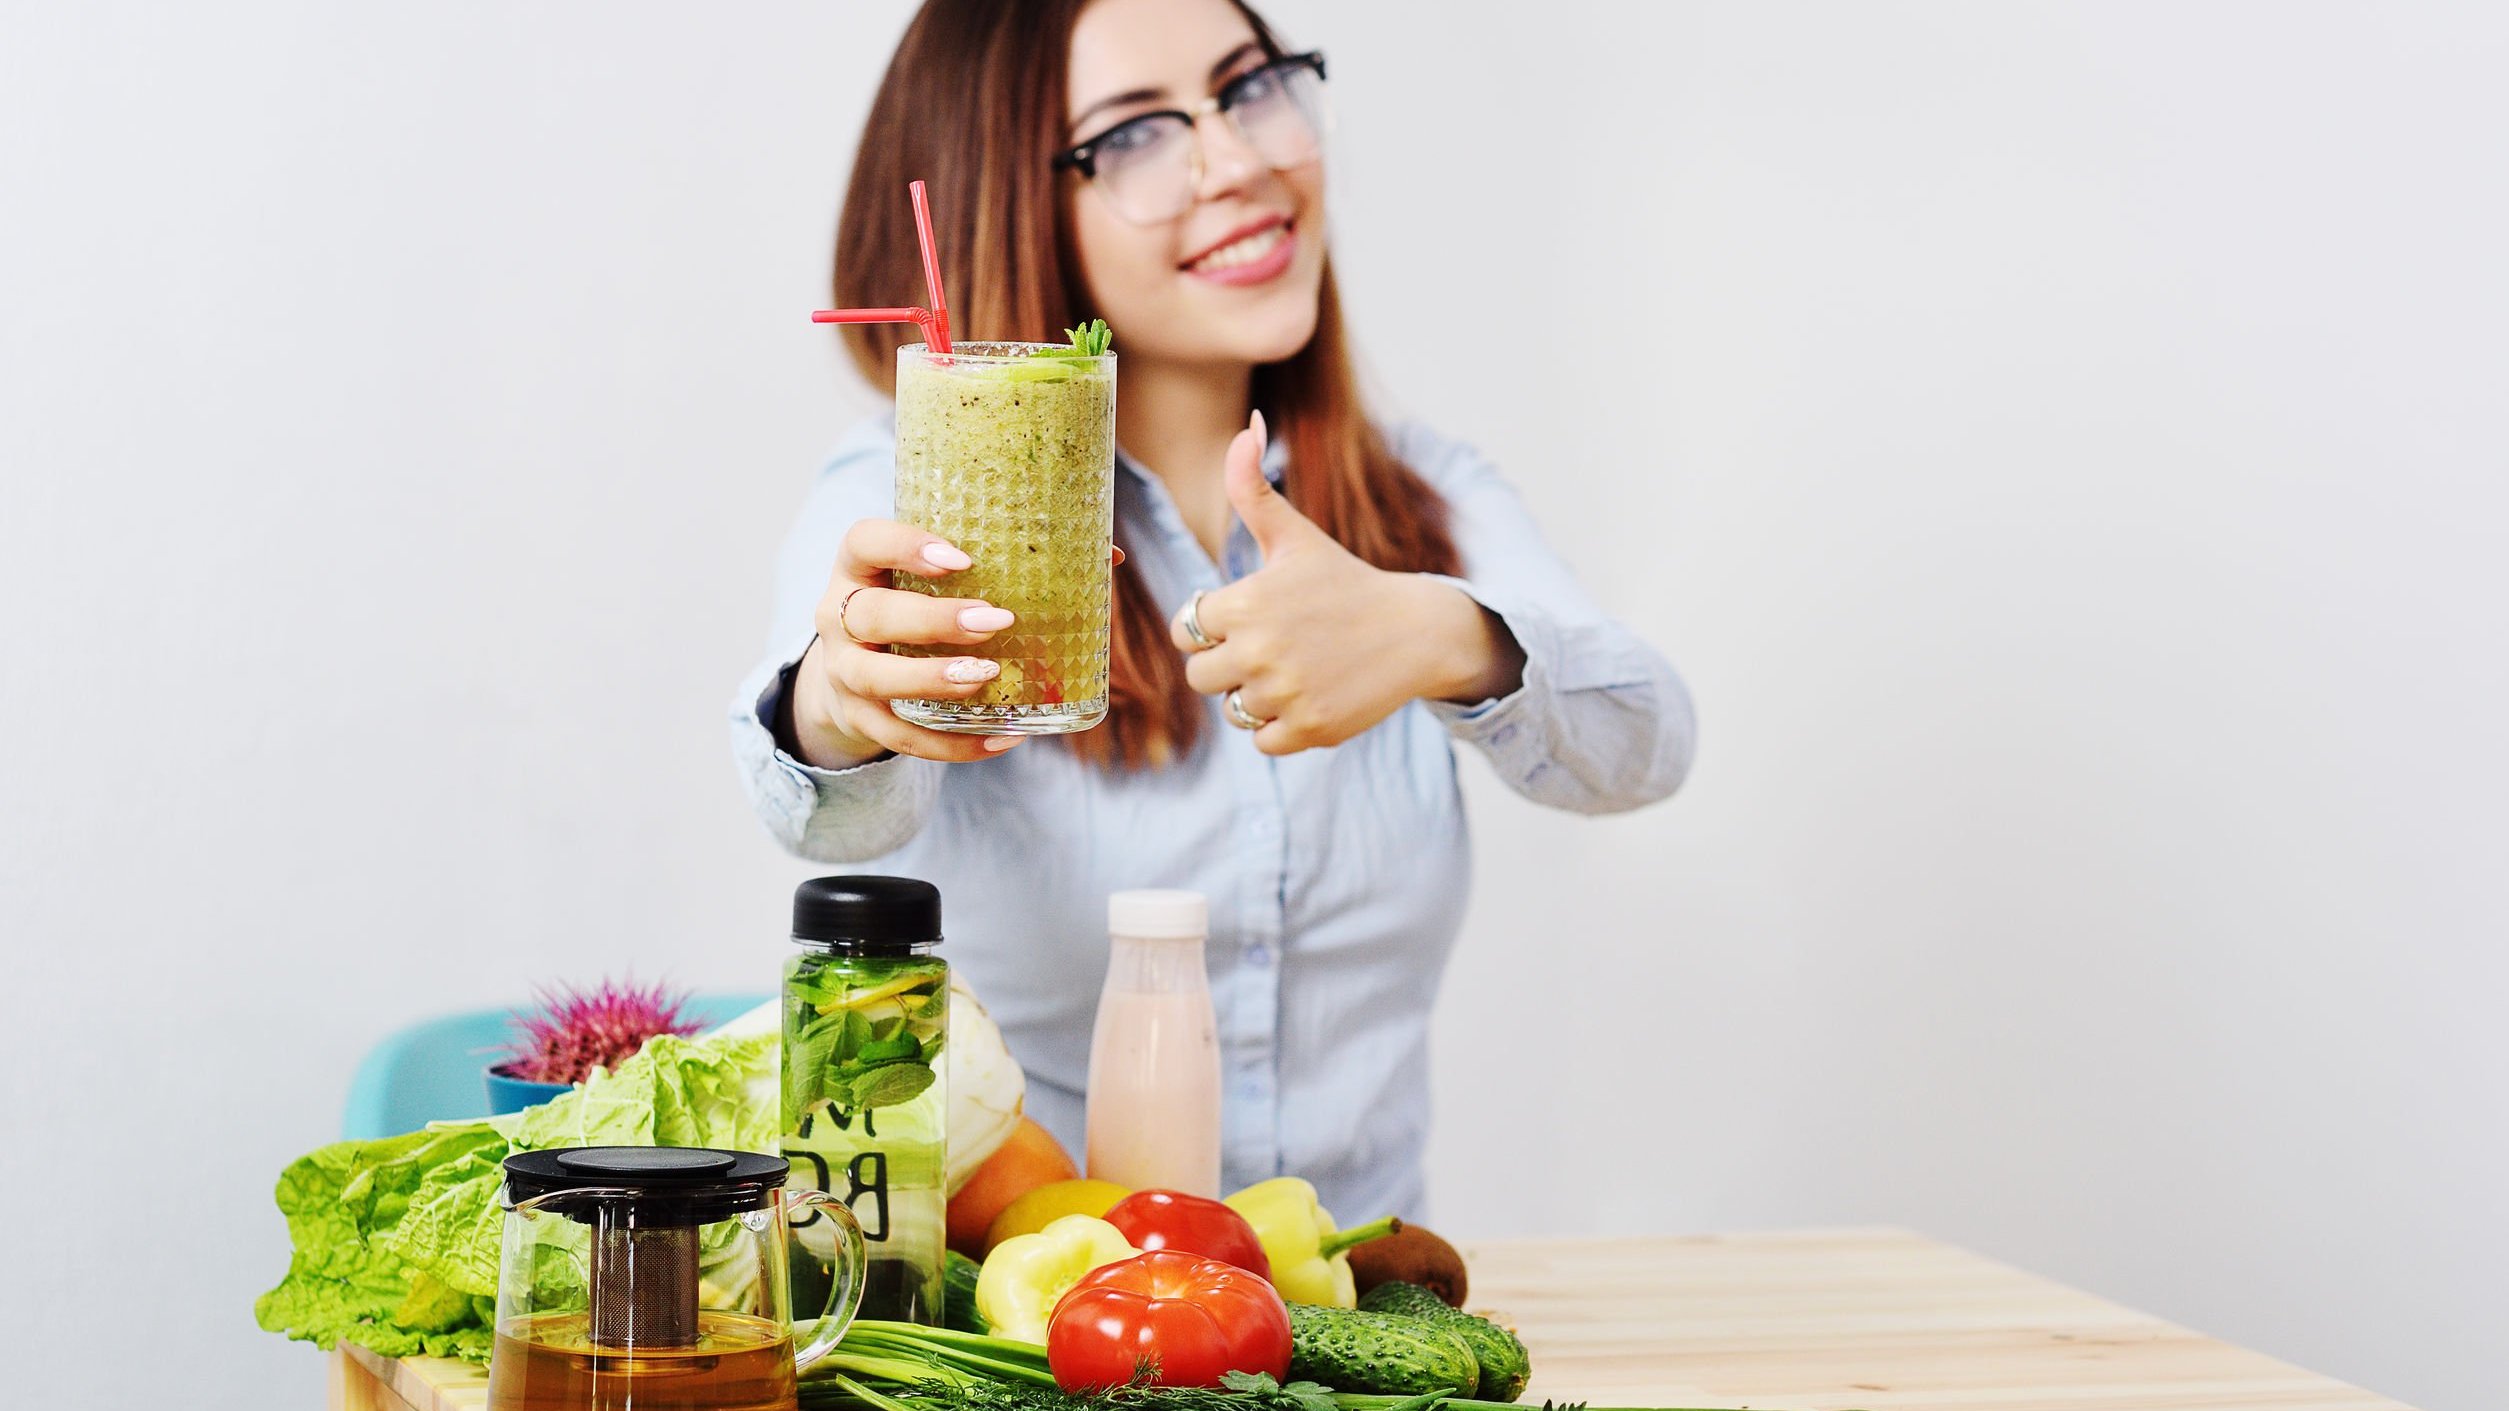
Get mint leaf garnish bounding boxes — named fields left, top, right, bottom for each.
left=1026, top=318, right=1112, bottom=360
left=1066, top=318, right=1113, bottom=357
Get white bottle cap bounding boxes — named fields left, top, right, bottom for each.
left=1108, top=889, right=1208, bottom=940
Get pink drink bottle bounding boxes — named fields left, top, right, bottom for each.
left=1084, top=890, right=1222, bottom=1196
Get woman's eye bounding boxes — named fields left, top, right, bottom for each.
left=1099, top=119, right=1164, bottom=156
left=1229, top=68, right=1281, bottom=106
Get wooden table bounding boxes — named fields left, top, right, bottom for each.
left=332, top=1228, right=2413, bottom=1411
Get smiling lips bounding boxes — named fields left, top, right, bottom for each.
left=1182, top=216, right=1296, bottom=286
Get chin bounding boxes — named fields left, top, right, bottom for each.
left=1241, top=323, right=1319, bottom=365
left=1231, top=293, right=1323, bottom=365
left=1124, top=272, right=1324, bottom=367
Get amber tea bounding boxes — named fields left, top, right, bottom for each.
left=486, top=1310, right=799, bottom=1411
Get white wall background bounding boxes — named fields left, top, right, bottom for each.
left=3, top=3, right=2501, bottom=1409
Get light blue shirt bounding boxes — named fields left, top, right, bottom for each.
left=729, top=417, right=1694, bottom=1221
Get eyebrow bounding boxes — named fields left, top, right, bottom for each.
left=1069, top=40, right=1269, bottom=135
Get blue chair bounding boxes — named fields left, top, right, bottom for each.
left=341, top=993, right=775, bottom=1140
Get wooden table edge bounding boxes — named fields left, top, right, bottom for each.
left=327, top=1226, right=2417, bottom=1411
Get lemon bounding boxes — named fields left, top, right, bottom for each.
left=983, top=1179, right=1131, bottom=1255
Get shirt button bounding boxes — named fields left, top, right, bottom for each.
left=1247, top=943, right=1272, bottom=966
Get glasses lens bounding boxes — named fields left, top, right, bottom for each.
left=1090, top=113, right=1197, bottom=223
left=1227, top=60, right=1326, bottom=170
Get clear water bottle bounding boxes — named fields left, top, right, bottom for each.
left=781, top=876, right=948, bottom=1324
left=1085, top=890, right=1221, bottom=1196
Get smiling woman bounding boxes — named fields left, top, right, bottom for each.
left=822, top=0, right=1472, bottom=771
left=729, top=0, right=1695, bottom=1219
left=1058, top=13, right=1333, bottom=370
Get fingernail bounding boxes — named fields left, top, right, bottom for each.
left=1250, top=408, right=1267, bottom=444
left=958, top=606, right=1015, bottom=632
left=943, top=658, right=1000, bottom=684
left=983, top=735, right=1023, bottom=752
left=922, top=541, right=973, bottom=571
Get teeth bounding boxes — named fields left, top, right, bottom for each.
left=1191, top=224, right=1287, bottom=271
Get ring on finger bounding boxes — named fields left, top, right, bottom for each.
left=836, top=585, right=875, bottom=644
left=1182, top=590, right=1216, bottom=651
left=1224, top=688, right=1268, bottom=731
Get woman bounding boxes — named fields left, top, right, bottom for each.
left=731, top=0, right=1694, bottom=1221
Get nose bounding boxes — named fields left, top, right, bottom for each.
left=1190, top=108, right=1267, bottom=202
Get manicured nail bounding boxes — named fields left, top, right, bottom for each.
left=943, top=658, right=1000, bottom=684
left=983, top=735, right=1023, bottom=752
left=1250, top=408, right=1266, bottom=446
left=922, top=541, right=973, bottom=571
left=958, top=605, right=1015, bottom=632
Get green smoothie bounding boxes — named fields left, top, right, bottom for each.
left=891, top=337, right=1115, bottom=734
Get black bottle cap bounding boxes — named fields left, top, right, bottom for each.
left=503, top=1146, right=788, bottom=1226
left=792, top=875, right=943, bottom=954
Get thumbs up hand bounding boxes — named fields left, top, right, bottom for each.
left=1218, top=409, right=1331, bottom=562
left=1168, top=412, right=1525, bottom=755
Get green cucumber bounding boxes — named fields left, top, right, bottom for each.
left=942, top=1250, right=987, bottom=1334
left=1359, top=1280, right=1531, bottom=1402
left=1284, top=1302, right=1478, bottom=1398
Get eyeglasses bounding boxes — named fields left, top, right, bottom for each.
left=1053, top=51, right=1329, bottom=226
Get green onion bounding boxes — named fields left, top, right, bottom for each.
left=794, top=1318, right=1778, bottom=1411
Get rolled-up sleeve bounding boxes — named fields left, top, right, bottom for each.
left=1402, top=426, right=1696, bottom=814
left=726, top=423, right=945, bottom=860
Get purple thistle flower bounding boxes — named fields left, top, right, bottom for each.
left=499, top=977, right=704, bottom=1086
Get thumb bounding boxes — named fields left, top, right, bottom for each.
left=1225, top=410, right=1320, bottom=558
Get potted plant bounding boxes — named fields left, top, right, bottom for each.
left=485, top=979, right=705, bottom=1115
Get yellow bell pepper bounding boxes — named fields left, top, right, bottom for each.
left=1222, top=1177, right=1398, bottom=1307
left=972, top=1213, right=1140, bottom=1343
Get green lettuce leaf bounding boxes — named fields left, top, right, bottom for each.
left=253, top=1028, right=779, bottom=1363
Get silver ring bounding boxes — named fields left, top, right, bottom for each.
left=1181, top=590, right=1215, bottom=651
left=1224, top=688, right=1267, bottom=731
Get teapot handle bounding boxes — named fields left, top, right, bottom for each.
left=785, top=1189, right=867, bottom=1376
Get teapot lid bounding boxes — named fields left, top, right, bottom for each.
left=504, top=1146, right=788, bottom=1226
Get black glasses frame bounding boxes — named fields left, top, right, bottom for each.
left=1052, top=51, right=1328, bottom=179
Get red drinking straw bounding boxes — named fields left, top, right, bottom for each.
left=908, top=179, right=952, bottom=353
left=810, top=179, right=953, bottom=353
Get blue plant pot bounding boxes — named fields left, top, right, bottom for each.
left=484, top=1063, right=573, bottom=1116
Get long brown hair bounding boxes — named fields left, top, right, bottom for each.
left=834, top=0, right=1459, bottom=769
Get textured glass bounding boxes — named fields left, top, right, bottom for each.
left=890, top=342, right=1115, bottom=734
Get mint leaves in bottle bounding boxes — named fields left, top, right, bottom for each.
left=782, top=876, right=949, bottom=1325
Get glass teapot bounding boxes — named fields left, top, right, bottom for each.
left=488, top=1147, right=866, bottom=1411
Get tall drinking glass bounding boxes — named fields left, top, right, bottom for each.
left=890, top=341, right=1116, bottom=734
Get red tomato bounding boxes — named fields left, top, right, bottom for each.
left=1102, top=1189, right=1272, bottom=1279
left=1046, top=1249, right=1293, bottom=1391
